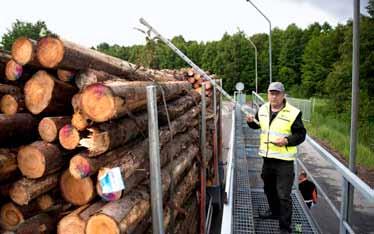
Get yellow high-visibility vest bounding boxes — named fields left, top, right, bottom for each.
left=258, top=102, right=300, bottom=161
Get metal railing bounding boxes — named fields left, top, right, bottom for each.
left=252, top=91, right=374, bottom=234
left=286, top=97, right=312, bottom=122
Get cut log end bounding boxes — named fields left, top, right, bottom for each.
left=36, top=194, right=54, bottom=210
left=57, top=69, right=75, bottom=82
left=37, top=37, right=64, bottom=68
left=11, top=37, right=34, bottom=65
left=60, top=170, right=95, bottom=206
left=1, top=94, right=18, bottom=115
left=9, top=185, right=28, bottom=206
left=24, top=71, right=54, bottom=114
left=17, top=145, right=45, bottom=179
left=96, top=168, right=122, bottom=201
left=57, top=215, right=85, bottom=234
left=59, top=124, right=80, bottom=150
left=81, top=83, right=115, bottom=122
left=72, top=112, right=89, bottom=131
left=69, top=154, right=92, bottom=179
left=38, top=118, right=58, bottom=142
left=5, top=60, right=23, bottom=81
left=0, top=203, right=24, bottom=228
left=86, top=214, right=119, bottom=234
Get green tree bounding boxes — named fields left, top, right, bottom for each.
left=1, top=20, right=51, bottom=50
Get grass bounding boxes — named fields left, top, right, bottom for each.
left=305, top=98, right=374, bottom=169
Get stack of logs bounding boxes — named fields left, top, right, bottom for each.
left=0, top=36, right=218, bottom=234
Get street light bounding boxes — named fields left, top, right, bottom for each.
left=246, top=0, right=272, bottom=84
left=248, top=37, right=258, bottom=93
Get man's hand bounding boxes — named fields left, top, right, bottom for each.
left=246, top=114, right=255, bottom=123
left=271, top=137, right=288, bottom=146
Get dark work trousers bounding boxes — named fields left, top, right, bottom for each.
left=261, top=157, right=295, bottom=231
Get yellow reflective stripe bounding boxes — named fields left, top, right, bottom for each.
left=258, top=150, right=296, bottom=160
left=261, top=130, right=288, bottom=138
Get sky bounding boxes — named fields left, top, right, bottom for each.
left=0, top=0, right=369, bottom=48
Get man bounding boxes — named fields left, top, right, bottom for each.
left=247, top=82, right=306, bottom=234
left=299, top=171, right=317, bottom=208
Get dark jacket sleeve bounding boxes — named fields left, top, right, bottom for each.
left=247, top=112, right=261, bottom=129
left=286, top=112, right=306, bottom=146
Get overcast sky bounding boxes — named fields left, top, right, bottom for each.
left=0, top=0, right=369, bottom=47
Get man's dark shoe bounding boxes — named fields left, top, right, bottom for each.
left=279, top=229, right=291, bottom=234
left=258, top=209, right=279, bottom=219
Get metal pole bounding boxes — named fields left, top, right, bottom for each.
left=138, top=18, right=259, bottom=125
left=347, top=0, right=360, bottom=224
left=146, top=85, right=164, bottom=234
left=246, top=0, right=272, bottom=84
left=200, top=84, right=207, bottom=234
left=213, top=83, right=219, bottom=186
left=248, top=37, right=258, bottom=93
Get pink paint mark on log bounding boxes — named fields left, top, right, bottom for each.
left=77, top=162, right=91, bottom=178
left=60, top=125, right=73, bottom=137
left=88, top=84, right=106, bottom=98
left=14, top=64, right=23, bottom=80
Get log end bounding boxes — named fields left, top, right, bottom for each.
left=60, top=170, right=95, bottom=206
left=36, top=194, right=54, bottom=210
left=24, top=71, right=54, bottom=114
left=81, top=83, right=115, bottom=122
left=0, top=94, right=18, bottom=115
left=11, top=37, right=34, bottom=65
left=37, top=36, right=64, bottom=68
left=57, top=214, right=85, bottom=234
left=5, top=60, right=23, bottom=81
left=86, top=214, right=119, bottom=234
left=0, top=202, right=24, bottom=229
left=57, top=69, right=75, bottom=82
left=9, top=183, right=28, bottom=205
left=69, top=154, right=92, bottom=179
left=71, top=112, right=88, bottom=131
left=59, top=124, right=80, bottom=150
left=38, top=117, right=58, bottom=142
left=96, top=168, right=122, bottom=202
left=17, top=144, right=46, bottom=179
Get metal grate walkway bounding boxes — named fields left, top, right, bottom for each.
left=231, top=106, right=319, bottom=233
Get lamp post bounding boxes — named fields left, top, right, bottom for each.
left=246, top=0, right=272, bottom=84
left=248, top=37, right=258, bottom=93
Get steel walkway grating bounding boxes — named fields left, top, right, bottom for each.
left=232, top=109, right=255, bottom=233
left=251, top=190, right=317, bottom=233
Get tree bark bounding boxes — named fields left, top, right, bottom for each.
left=9, top=173, right=59, bottom=205
left=38, top=116, right=71, bottom=142
left=59, top=170, right=95, bottom=206
left=79, top=91, right=200, bottom=156
left=24, top=70, right=78, bottom=115
left=36, top=36, right=180, bottom=82
left=17, top=141, right=63, bottom=179
left=11, top=37, right=38, bottom=66
left=0, top=93, right=25, bottom=115
left=0, top=84, right=21, bottom=96
left=15, top=213, right=56, bottom=234
left=0, top=149, right=18, bottom=183
left=97, top=143, right=199, bottom=202
left=0, top=50, right=11, bottom=63
left=79, top=80, right=191, bottom=122
left=0, top=113, right=38, bottom=147
left=57, top=201, right=106, bottom=234
left=75, top=68, right=127, bottom=90
left=69, top=107, right=199, bottom=179
left=0, top=194, right=54, bottom=230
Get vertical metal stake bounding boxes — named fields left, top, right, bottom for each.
left=213, top=83, right=219, bottom=185
left=147, top=85, right=164, bottom=234
left=200, top=84, right=207, bottom=234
